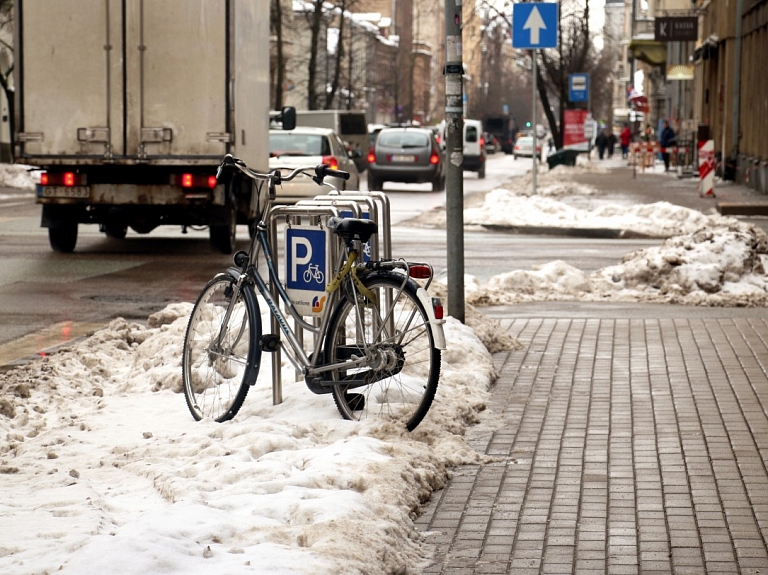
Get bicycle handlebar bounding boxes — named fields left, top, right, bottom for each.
left=216, top=153, right=350, bottom=184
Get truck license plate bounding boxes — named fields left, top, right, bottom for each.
left=38, top=186, right=90, bottom=199
left=392, top=154, right=416, bottom=163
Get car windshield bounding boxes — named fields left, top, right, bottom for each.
left=378, top=131, right=429, bottom=148
left=270, top=133, right=330, bottom=157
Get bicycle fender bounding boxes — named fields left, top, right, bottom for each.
left=361, top=270, right=447, bottom=350
left=416, top=287, right=447, bottom=350
left=225, top=267, right=242, bottom=281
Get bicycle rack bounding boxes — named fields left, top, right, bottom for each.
left=265, top=191, right=392, bottom=405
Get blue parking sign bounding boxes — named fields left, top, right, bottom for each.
left=285, top=226, right=329, bottom=316
left=512, top=3, right=559, bottom=49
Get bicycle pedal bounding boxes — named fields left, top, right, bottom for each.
left=260, top=334, right=280, bottom=352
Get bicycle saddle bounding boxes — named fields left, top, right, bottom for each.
left=327, top=216, right=378, bottom=244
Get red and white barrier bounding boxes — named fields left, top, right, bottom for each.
left=698, top=140, right=715, bottom=197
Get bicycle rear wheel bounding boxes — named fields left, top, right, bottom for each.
left=182, top=273, right=261, bottom=422
left=323, top=274, right=440, bottom=431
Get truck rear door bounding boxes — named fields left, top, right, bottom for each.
left=17, top=0, right=119, bottom=158
left=17, top=0, right=228, bottom=162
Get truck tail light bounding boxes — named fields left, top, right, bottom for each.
left=430, top=149, right=440, bottom=165
left=175, top=173, right=217, bottom=189
left=40, top=172, right=86, bottom=186
left=322, top=156, right=339, bottom=171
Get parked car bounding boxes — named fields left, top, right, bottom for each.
left=513, top=136, right=543, bottom=161
left=269, top=127, right=360, bottom=203
left=367, top=126, right=444, bottom=191
left=482, top=132, right=498, bottom=154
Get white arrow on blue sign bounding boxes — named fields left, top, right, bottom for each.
left=512, top=3, right=559, bottom=49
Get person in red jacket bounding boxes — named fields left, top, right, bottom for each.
left=619, top=123, right=632, bottom=159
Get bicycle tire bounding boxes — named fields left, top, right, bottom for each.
left=182, top=273, right=262, bottom=422
left=323, top=273, right=440, bottom=431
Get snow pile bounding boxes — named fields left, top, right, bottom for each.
left=0, top=303, right=504, bottom=574
left=0, top=163, right=37, bottom=190
left=470, top=221, right=768, bottom=307
left=465, top=187, right=730, bottom=238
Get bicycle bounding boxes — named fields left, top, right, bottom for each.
left=181, top=154, right=446, bottom=431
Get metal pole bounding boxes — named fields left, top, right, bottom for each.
left=444, top=0, right=465, bottom=322
left=731, top=0, right=744, bottom=160
left=531, top=52, right=537, bottom=194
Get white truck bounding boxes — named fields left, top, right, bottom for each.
left=13, top=0, right=284, bottom=253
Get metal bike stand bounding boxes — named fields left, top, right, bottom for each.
left=267, top=204, right=342, bottom=405
left=307, top=190, right=392, bottom=260
left=264, top=196, right=392, bottom=406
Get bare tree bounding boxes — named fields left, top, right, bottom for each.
left=271, top=0, right=286, bottom=108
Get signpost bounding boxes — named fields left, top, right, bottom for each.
left=513, top=3, right=558, bottom=194
left=569, top=73, right=589, bottom=103
left=285, top=226, right=329, bottom=317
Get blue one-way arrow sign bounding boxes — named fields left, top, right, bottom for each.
left=512, top=3, right=559, bottom=49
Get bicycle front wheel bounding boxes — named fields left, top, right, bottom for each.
left=182, top=273, right=262, bottom=422
left=323, top=274, right=440, bottom=431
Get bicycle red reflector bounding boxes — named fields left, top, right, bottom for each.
left=322, top=156, right=339, bottom=170
left=409, top=265, right=431, bottom=279
left=430, top=150, right=440, bottom=165
left=432, top=298, right=444, bottom=320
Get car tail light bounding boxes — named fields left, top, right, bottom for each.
left=175, top=173, right=217, bottom=189
left=39, top=171, right=87, bottom=186
left=322, top=155, right=339, bottom=170
left=408, top=264, right=432, bottom=279
left=429, top=149, right=440, bottom=165
left=432, top=298, right=444, bottom=320
left=367, top=148, right=376, bottom=163
left=480, top=138, right=485, bottom=150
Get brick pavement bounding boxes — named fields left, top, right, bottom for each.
left=415, top=166, right=768, bottom=574
left=417, top=314, right=768, bottom=574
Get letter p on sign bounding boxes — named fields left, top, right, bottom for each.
left=291, top=236, right=312, bottom=282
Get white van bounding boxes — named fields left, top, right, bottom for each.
left=294, top=110, right=369, bottom=172
left=437, top=119, right=487, bottom=178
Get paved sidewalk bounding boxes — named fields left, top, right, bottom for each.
left=417, top=308, right=768, bottom=574
left=415, top=164, right=768, bottom=573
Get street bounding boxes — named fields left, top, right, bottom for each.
left=0, top=153, right=666, bottom=364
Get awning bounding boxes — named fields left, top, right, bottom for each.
left=628, top=38, right=667, bottom=66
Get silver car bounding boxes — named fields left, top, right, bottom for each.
left=513, top=136, right=543, bottom=161
left=269, top=127, right=361, bottom=203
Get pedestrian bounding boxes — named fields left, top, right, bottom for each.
left=595, top=129, right=608, bottom=160
left=606, top=131, right=617, bottom=158
left=620, top=123, right=632, bottom=159
left=659, top=119, right=677, bottom=172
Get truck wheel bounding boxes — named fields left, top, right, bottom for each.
left=210, top=200, right=237, bottom=254
left=49, top=223, right=78, bottom=253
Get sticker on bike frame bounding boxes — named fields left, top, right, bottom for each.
left=339, top=210, right=372, bottom=262
left=285, top=226, right=330, bottom=317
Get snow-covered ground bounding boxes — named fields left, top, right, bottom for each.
left=1, top=159, right=767, bottom=573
